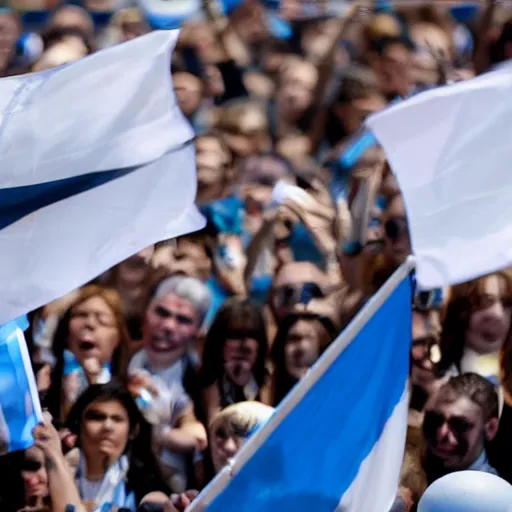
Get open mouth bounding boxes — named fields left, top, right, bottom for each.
left=79, top=341, right=96, bottom=352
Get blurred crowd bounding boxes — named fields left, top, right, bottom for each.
left=2, top=0, right=512, bottom=511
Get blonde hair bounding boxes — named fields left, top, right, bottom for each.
left=209, top=401, right=274, bottom=436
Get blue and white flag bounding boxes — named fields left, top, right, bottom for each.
left=0, top=315, right=42, bottom=454
left=0, top=30, right=204, bottom=324
left=366, top=62, right=512, bottom=288
left=189, top=259, right=414, bottom=512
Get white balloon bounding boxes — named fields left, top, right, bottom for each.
left=418, top=471, right=512, bottom=512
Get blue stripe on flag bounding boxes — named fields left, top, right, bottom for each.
left=206, top=274, right=412, bottom=511
left=0, top=167, right=136, bottom=230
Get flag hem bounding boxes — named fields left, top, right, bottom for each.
left=187, top=255, right=416, bottom=511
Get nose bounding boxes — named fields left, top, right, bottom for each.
left=101, top=417, right=115, bottom=432
left=223, top=437, right=238, bottom=458
left=27, top=473, right=41, bottom=487
left=487, top=299, right=505, bottom=319
left=162, top=314, right=178, bottom=334
left=436, top=422, right=451, bottom=443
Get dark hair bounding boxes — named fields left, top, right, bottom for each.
left=41, top=26, right=93, bottom=54
left=45, top=286, right=131, bottom=423
left=200, top=298, right=268, bottom=389
left=66, top=379, right=169, bottom=502
left=439, top=373, right=499, bottom=422
left=270, top=312, right=336, bottom=406
left=336, top=65, right=382, bottom=106
left=490, top=20, right=512, bottom=66
left=369, top=35, right=415, bottom=56
left=439, top=272, right=512, bottom=374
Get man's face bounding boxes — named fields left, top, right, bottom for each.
left=423, top=393, right=486, bottom=470
left=142, top=292, right=199, bottom=369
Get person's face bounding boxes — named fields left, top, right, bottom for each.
left=271, top=263, right=326, bottom=321
left=22, top=446, right=49, bottom=500
left=81, top=399, right=130, bottom=464
left=221, top=109, right=270, bottom=159
left=230, top=1, right=267, bottom=45
left=223, top=336, right=260, bottom=387
left=277, top=63, right=318, bottom=121
left=284, top=319, right=321, bottom=380
left=423, top=394, right=487, bottom=470
left=336, top=93, right=387, bottom=136
left=383, top=195, right=410, bottom=267
left=375, top=42, right=413, bottom=98
left=118, top=246, right=154, bottom=285
left=466, top=275, right=512, bottom=354
left=196, top=137, right=230, bottom=203
left=173, top=72, right=203, bottom=118
left=143, top=292, right=199, bottom=368
left=67, top=296, right=120, bottom=365
left=173, top=239, right=212, bottom=281
left=238, top=156, right=294, bottom=214
left=210, top=421, right=245, bottom=474
left=411, top=312, right=440, bottom=389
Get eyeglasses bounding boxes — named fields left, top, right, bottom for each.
left=274, top=282, right=324, bottom=309
left=384, top=217, right=408, bottom=242
left=424, top=410, right=474, bottom=436
left=411, top=336, right=441, bottom=364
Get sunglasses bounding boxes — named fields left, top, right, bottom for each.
left=274, top=282, right=324, bottom=308
left=411, top=336, right=441, bottom=364
left=424, top=410, right=474, bottom=436
left=22, top=458, right=43, bottom=473
left=384, top=217, right=408, bottom=242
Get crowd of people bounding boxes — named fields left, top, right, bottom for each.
left=1, top=0, right=512, bottom=511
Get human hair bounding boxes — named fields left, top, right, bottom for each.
left=46, top=285, right=131, bottom=422
left=209, top=401, right=274, bottom=435
left=66, top=379, right=169, bottom=501
left=150, top=275, right=211, bottom=327
left=41, top=25, right=93, bottom=54
left=439, top=271, right=512, bottom=373
left=270, top=312, right=336, bottom=406
left=200, top=298, right=268, bottom=389
left=336, top=65, right=381, bottom=106
left=438, top=373, right=499, bottom=423
left=213, top=98, right=269, bottom=136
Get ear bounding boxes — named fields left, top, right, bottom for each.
left=485, top=416, right=499, bottom=441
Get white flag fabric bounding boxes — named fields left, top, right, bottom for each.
left=0, top=30, right=204, bottom=324
left=366, top=62, right=512, bottom=288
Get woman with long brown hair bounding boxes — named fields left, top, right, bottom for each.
left=46, top=285, right=131, bottom=423
left=439, top=271, right=512, bottom=383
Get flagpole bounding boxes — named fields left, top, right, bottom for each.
left=187, top=255, right=417, bottom=512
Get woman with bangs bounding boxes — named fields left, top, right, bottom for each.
left=46, top=285, right=131, bottom=423
left=439, top=270, right=512, bottom=385
left=268, top=310, right=337, bottom=407
left=199, top=298, right=269, bottom=425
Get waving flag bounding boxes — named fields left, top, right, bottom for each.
left=189, top=258, right=414, bottom=512
left=366, top=62, right=512, bottom=288
left=0, top=30, right=204, bottom=324
left=0, top=315, right=42, bottom=454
